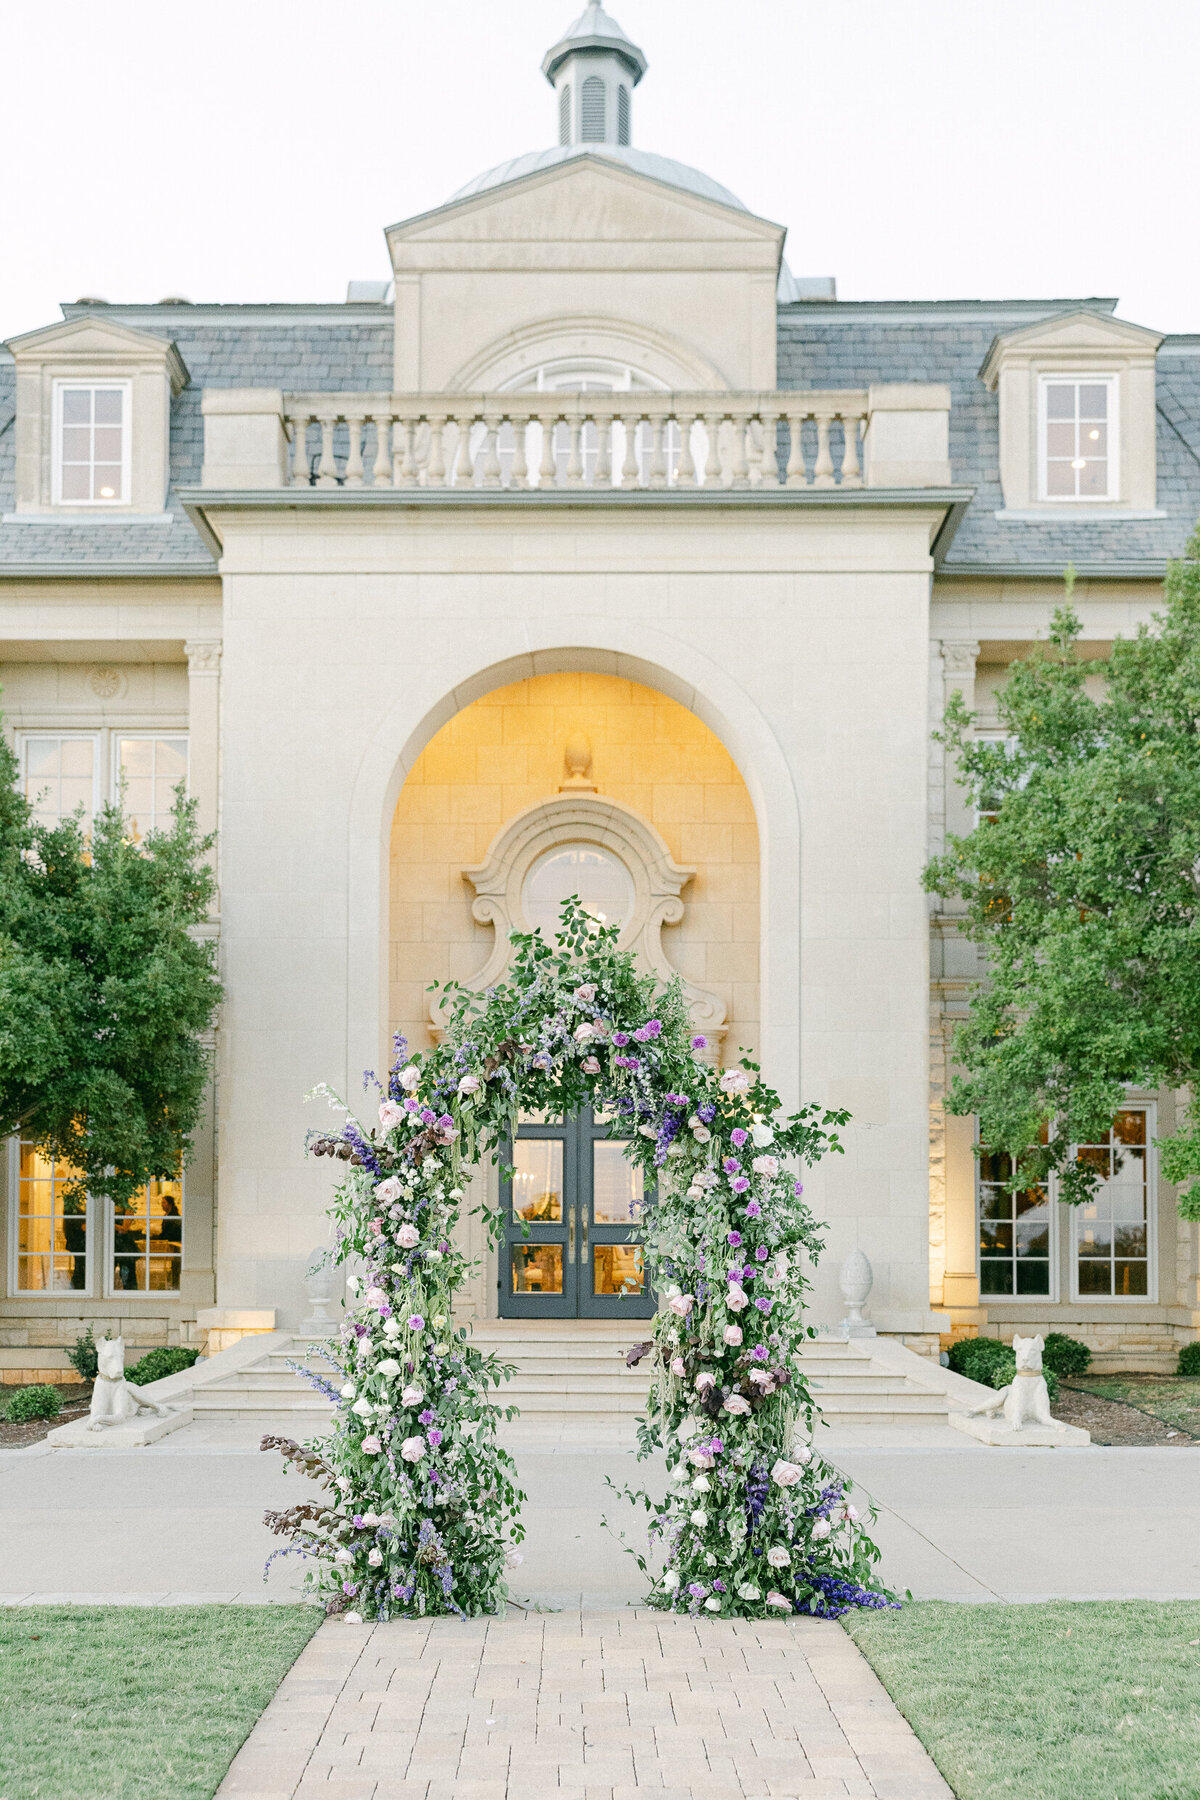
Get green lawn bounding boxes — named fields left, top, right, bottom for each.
left=844, top=1600, right=1200, bottom=1800
left=1068, top=1375, right=1200, bottom=1438
left=0, top=1605, right=321, bottom=1800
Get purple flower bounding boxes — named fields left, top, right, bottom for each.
left=420, top=1108, right=436, bottom=1125
left=742, top=1266, right=755, bottom=1281
left=379, top=1304, right=393, bottom=1319
left=407, top=1314, right=426, bottom=1331
left=692, top=1036, right=708, bottom=1051
left=633, top=1027, right=651, bottom=1043
left=404, top=1097, right=420, bottom=1113
left=644, top=1020, right=663, bottom=1038
left=427, top=1428, right=443, bottom=1447
left=755, top=1246, right=769, bottom=1262
left=745, top=1200, right=763, bottom=1218
left=666, top=1093, right=690, bottom=1108
left=731, top=1128, right=748, bottom=1148
left=418, top=1409, right=435, bottom=1425
left=723, top=1157, right=741, bottom=1175
left=727, top=1230, right=743, bottom=1247
left=713, top=1579, right=727, bottom=1593
left=751, top=1345, right=768, bottom=1362
left=794, top=1180, right=804, bottom=1197
left=436, top=1113, right=454, bottom=1131
left=613, top=1032, right=630, bottom=1047
left=688, top=1582, right=708, bottom=1599
left=698, top=1101, right=716, bottom=1123
left=755, top=1296, right=774, bottom=1313
left=732, top=1176, right=750, bottom=1194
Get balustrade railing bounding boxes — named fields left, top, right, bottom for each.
left=281, top=391, right=869, bottom=492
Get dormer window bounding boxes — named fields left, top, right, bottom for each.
left=1041, top=376, right=1116, bottom=501
left=54, top=381, right=130, bottom=504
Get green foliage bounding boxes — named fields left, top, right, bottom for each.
left=1042, top=1330, right=1092, bottom=1376
left=925, top=533, right=1200, bottom=1215
left=0, top=708, right=222, bottom=1206
left=66, top=1324, right=98, bottom=1382
left=5, top=1383, right=62, bottom=1422
left=947, top=1335, right=1063, bottom=1400
left=124, top=1345, right=200, bottom=1386
left=1178, top=1341, right=1200, bottom=1377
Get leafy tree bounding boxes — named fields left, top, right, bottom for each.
left=925, top=530, right=1200, bottom=1218
left=0, top=712, right=222, bottom=1206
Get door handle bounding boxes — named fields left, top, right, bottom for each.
left=580, top=1206, right=589, bottom=1268
left=568, top=1204, right=576, bottom=1263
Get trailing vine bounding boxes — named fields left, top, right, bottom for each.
left=265, top=902, right=897, bottom=1621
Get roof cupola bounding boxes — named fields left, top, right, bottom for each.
left=542, top=2, right=647, bottom=147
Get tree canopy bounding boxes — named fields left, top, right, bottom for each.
left=925, top=531, right=1200, bottom=1217
left=0, top=715, right=222, bottom=1205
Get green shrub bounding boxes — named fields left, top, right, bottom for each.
left=947, top=1337, right=1011, bottom=1383
left=66, top=1324, right=98, bottom=1382
left=1178, top=1341, right=1200, bottom=1377
left=1042, top=1331, right=1092, bottom=1377
left=125, top=1345, right=200, bottom=1386
left=5, top=1384, right=62, bottom=1422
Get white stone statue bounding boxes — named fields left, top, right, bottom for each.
left=88, top=1335, right=168, bottom=1431
left=950, top=1332, right=1090, bottom=1446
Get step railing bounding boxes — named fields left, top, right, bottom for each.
left=281, top=390, right=870, bottom=492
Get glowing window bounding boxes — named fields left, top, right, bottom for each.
left=522, top=843, right=634, bottom=939
left=55, top=382, right=130, bottom=504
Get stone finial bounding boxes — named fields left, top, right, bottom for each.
left=839, top=1248, right=877, bottom=1339
left=559, top=731, right=598, bottom=792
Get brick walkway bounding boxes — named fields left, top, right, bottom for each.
left=216, top=1610, right=952, bottom=1800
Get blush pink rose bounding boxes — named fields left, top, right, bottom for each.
left=667, top=1293, right=694, bottom=1318
left=400, top=1435, right=426, bottom=1463
left=375, top=1176, right=402, bottom=1204
left=723, top=1324, right=743, bottom=1347
left=722, top=1394, right=752, bottom=1416
left=771, top=1458, right=804, bottom=1488
left=378, top=1103, right=405, bottom=1133
left=725, top=1286, right=749, bottom=1313
left=397, top=1224, right=420, bottom=1249
left=362, top=1435, right=382, bottom=1455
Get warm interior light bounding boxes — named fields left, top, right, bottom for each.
left=1071, top=458, right=1087, bottom=470
left=1088, top=429, right=1100, bottom=440
left=98, top=486, right=116, bottom=498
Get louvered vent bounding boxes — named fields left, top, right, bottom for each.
left=581, top=75, right=606, bottom=141
left=617, top=84, right=631, bottom=145
left=559, top=83, right=572, bottom=145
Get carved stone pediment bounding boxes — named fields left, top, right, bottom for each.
left=430, top=793, right=726, bottom=1051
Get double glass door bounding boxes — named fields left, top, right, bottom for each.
left=501, top=1109, right=655, bottom=1318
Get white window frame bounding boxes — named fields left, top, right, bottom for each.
left=974, top=1131, right=1060, bottom=1304
left=112, top=731, right=190, bottom=836
left=1068, top=1103, right=1157, bottom=1304
left=1037, top=372, right=1119, bottom=504
left=16, top=731, right=101, bottom=829
left=51, top=378, right=132, bottom=507
left=6, top=1138, right=95, bottom=1298
left=103, top=1175, right=186, bottom=1300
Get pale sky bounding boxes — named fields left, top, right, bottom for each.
left=3, top=0, right=1198, bottom=340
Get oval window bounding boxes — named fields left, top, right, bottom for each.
left=522, top=843, right=635, bottom=939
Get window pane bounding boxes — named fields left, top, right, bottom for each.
left=1015, top=1221, right=1050, bottom=1257
left=93, top=427, right=122, bottom=463
left=1079, top=458, right=1108, bottom=497
left=17, top=1141, right=87, bottom=1293
left=1046, top=460, right=1075, bottom=496
left=511, top=1244, right=563, bottom=1294
left=61, top=740, right=95, bottom=776
left=61, top=464, right=91, bottom=500
left=592, top=1140, right=644, bottom=1223
left=1016, top=1259, right=1051, bottom=1296
left=1115, top=1260, right=1148, bottom=1296
left=61, top=425, right=91, bottom=462
left=512, top=1140, right=563, bottom=1222
left=1045, top=384, right=1077, bottom=420
left=62, top=389, right=91, bottom=424
left=594, top=1243, right=645, bottom=1297
left=980, top=1260, right=1015, bottom=1296
left=980, top=1222, right=1014, bottom=1256
left=1078, top=1260, right=1112, bottom=1295
left=1082, top=423, right=1107, bottom=455
left=1078, top=385, right=1108, bottom=419
left=1114, top=1110, right=1146, bottom=1146
left=1046, top=422, right=1076, bottom=458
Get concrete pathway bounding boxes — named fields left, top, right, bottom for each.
left=215, top=1609, right=952, bottom=1800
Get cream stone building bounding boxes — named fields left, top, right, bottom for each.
left=2, top=2, right=1198, bottom=1383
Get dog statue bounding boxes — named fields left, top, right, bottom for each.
left=88, top=1335, right=168, bottom=1431
left=969, top=1333, right=1055, bottom=1432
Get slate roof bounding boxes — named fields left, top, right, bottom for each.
left=1, top=294, right=1197, bottom=577
left=778, top=298, right=1200, bottom=571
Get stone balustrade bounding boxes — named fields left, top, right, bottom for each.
left=198, top=384, right=954, bottom=492
left=283, top=390, right=869, bottom=491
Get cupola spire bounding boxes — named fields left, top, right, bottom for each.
left=542, top=2, right=647, bottom=148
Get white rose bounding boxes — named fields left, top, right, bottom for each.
left=737, top=1583, right=761, bottom=1602
left=792, top=1444, right=812, bottom=1464
left=661, top=1569, right=680, bottom=1593
left=344, top=1612, right=364, bottom=1626
left=362, top=1512, right=379, bottom=1528
left=811, top=1518, right=833, bottom=1541
left=335, top=1548, right=354, bottom=1564
left=689, top=1509, right=708, bottom=1528
left=397, top=1224, right=420, bottom=1249
left=424, top=1250, right=444, bottom=1264
left=704, top=1597, right=722, bottom=1612
left=340, top=1384, right=356, bottom=1400
left=377, top=1359, right=401, bottom=1377
left=726, top=1286, right=749, bottom=1313
left=686, top=1185, right=704, bottom=1200
left=705, top=1552, right=718, bottom=1568
left=667, top=1143, right=685, bottom=1158
left=767, top=1546, right=791, bottom=1569
left=723, top=1394, right=751, bottom=1416
left=399, top=1065, right=421, bottom=1092
left=346, top=1276, right=361, bottom=1296
left=751, top=1155, right=780, bottom=1178
left=383, top=1318, right=401, bottom=1338
left=719, top=1068, right=753, bottom=1096
left=691, top=1125, right=712, bottom=1143
left=336, top=1476, right=352, bottom=1493
left=691, top=1475, right=711, bottom=1493
left=368, top=1547, right=383, bottom=1567
left=723, top=1324, right=743, bottom=1347
left=401, top=1385, right=425, bottom=1408
left=375, top=1175, right=403, bottom=1202
left=771, top=1459, right=804, bottom=1488
left=457, top=1075, right=481, bottom=1095
left=400, top=1435, right=426, bottom=1463
left=505, top=1549, right=524, bottom=1568
left=751, top=1121, right=775, bottom=1148
left=351, top=1399, right=373, bottom=1418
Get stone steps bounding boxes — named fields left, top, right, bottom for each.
left=187, top=1319, right=968, bottom=1432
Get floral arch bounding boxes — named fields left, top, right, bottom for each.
left=265, top=905, right=895, bottom=1623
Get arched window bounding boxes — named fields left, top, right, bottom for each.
left=581, top=75, right=606, bottom=142
left=617, top=84, right=631, bottom=146
left=559, top=83, right=572, bottom=146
